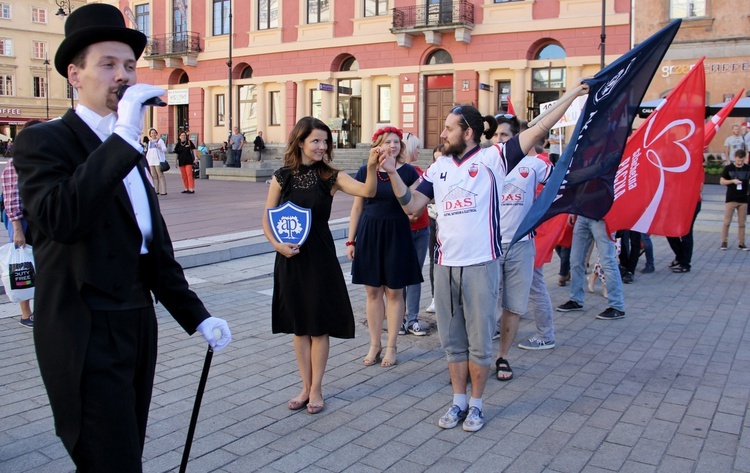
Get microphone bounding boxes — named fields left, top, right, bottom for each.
left=116, top=84, right=167, bottom=107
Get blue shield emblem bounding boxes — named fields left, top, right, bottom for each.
left=267, top=202, right=312, bottom=246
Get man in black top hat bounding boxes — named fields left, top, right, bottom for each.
left=13, top=4, right=231, bottom=471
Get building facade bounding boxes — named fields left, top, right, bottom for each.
left=634, top=0, right=750, bottom=156
left=121, top=0, right=631, bottom=149
left=0, top=0, right=82, bottom=139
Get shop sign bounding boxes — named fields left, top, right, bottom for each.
left=661, top=60, right=750, bottom=77
left=318, top=83, right=333, bottom=92
left=168, top=89, right=189, bottom=105
left=0, top=108, right=22, bottom=115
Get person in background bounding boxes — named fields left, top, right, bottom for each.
left=347, top=126, right=423, bottom=368
left=399, top=132, right=429, bottom=337
left=724, top=125, right=746, bottom=165
left=719, top=149, right=749, bottom=250
left=1, top=119, right=43, bottom=328
left=263, top=117, right=388, bottom=415
left=425, top=144, right=444, bottom=315
left=229, top=126, right=245, bottom=167
left=144, top=128, right=167, bottom=196
left=254, top=131, right=266, bottom=162
left=12, top=5, right=230, bottom=470
left=668, top=184, right=703, bottom=273
left=547, top=129, right=561, bottom=165
left=174, top=131, right=196, bottom=194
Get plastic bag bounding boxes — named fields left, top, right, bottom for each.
left=0, top=243, right=35, bottom=302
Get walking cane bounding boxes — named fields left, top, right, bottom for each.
left=179, top=346, right=213, bottom=473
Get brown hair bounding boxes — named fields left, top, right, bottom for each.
left=283, top=117, right=337, bottom=180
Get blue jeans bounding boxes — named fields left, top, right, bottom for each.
left=404, top=227, right=429, bottom=325
left=529, top=267, right=554, bottom=342
left=641, top=233, right=654, bottom=267
left=569, top=217, right=624, bottom=312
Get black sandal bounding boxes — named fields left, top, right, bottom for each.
left=495, top=357, right=513, bottom=381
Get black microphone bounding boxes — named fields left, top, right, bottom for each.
left=116, top=84, right=167, bottom=107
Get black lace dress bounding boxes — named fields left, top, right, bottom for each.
left=271, top=164, right=355, bottom=339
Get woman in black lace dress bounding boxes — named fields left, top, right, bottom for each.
left=262, top=117, right=388, bottom=414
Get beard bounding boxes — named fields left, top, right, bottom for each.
left=443, top=137, right=467, bottom=158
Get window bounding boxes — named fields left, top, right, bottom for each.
left=341, top=57, right=359, bottom=71
left=378, top=85, right=390, bottom=123
left=364, top=0, right=387, bottom=17
left=67, top=82, right=74, bottom=100
left=33, top=76, right=46, bottom=98
left=174, top=0, right=188, bottom=40
left=269, top=91, right=280, bottom=125
left=670, top=0, right=705, bottom=18
left=533, top=67, right=565, bottom=89
left=426, top=49, right=452, bottom=65
left=239, top=85, right=257, bottom=136
left=535, top=44, right=566, bottom=60
left=307, top=0, right=329, bottom=24
left=258, top=0, right=278, bottom=30
left=0, top=38, right=12, bottom=56
left=216, top=94, right=225, bottom=126
left=135, top=4, right=150, bottom=37
left=32, top=41, right=46, bottom=60
left=213, top=0, right=230, bottom=35
left=31, top=6, right=46, bottom=23
left=310, top=89, right=322, bottom=119
left=240, top=66, right=253, bottom=79
left=496, top=81, right=511, bottom=114
left=0, top=3, right=10, bottom=19
left=0, top=74, right=13, bottom=96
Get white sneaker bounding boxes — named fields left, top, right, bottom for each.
left=426, top=299, right=435, bottom=313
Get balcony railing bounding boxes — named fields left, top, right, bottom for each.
left=391, top=0, right=474, bottom=31
left=146, top=32, right=201, bottom=57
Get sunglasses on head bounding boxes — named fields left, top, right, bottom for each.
left=495, top=113, right=515, bottom=120
left=452, top=106, right=470, bottom=129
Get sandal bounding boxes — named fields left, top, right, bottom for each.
left=672, top=265, right=690, bottom=273
left=381, top=346, right=397, bottom=367
left=363, top=345, right=382, bottom=366
left=495, top=357, right=513, bottom=381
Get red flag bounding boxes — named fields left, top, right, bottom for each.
left=704, top=88, right=745, bottom=150
left=605, top=57, right=706, bottom=237
left=507, top=96, right=516, bottom=116
left=534, top=213, right=571, bottom=268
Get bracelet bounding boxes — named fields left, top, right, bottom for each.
left=346, top=241, right=356, bottom=246
left=397, top=188, right=412, bottom=206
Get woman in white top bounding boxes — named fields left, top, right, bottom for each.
left=145, top=128, right=168, bottom=195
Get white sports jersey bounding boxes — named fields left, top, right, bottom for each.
left=417, top=137, right=523, bottom=266
left=501, top=155, right=553, bottom=244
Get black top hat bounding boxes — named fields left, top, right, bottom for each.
left=54, top=3, right=147, bottom=78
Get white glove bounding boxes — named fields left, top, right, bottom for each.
left=196, top=316, right=232, bottom=352
left=113, top=83, right=166, bottom=144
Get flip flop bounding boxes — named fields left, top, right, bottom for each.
left=495, top=357, right=513, bottom=381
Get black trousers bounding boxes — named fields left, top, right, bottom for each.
left=71, top=307, right=157, bottom=473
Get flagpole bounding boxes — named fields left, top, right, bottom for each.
left=527, top=85, right=586, bottom=128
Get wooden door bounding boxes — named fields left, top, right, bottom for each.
left=424, top=74, right=453, bottom=150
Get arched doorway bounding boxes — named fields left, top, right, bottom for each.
left=424, top=49, right=453, bottom=150
left=336, top=56, right=361, bottom=148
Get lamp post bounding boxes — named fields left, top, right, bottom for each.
left=55, top=0, right=72, bottom=17
left=55, top=0, right=75, bottom=108
left=43, top=56, right=50, bottom=120
left=226, top=0, right=233, bottom=166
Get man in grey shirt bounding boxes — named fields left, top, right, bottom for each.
left=229, top=126, right=245, bottom=167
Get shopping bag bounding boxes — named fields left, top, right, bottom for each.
left=0, top=243, right=36, bottom=302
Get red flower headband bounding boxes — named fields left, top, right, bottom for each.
left=371, top=126, right=403, bottom=143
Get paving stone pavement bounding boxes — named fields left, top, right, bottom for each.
left=0, top=181, right=748, bottom=472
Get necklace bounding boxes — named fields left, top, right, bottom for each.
left=377, top=170, right=390, bottom=182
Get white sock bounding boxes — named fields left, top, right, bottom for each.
left=469, top=397, right=482, bottom=411
left=453, top=394, right=468, bottom=410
